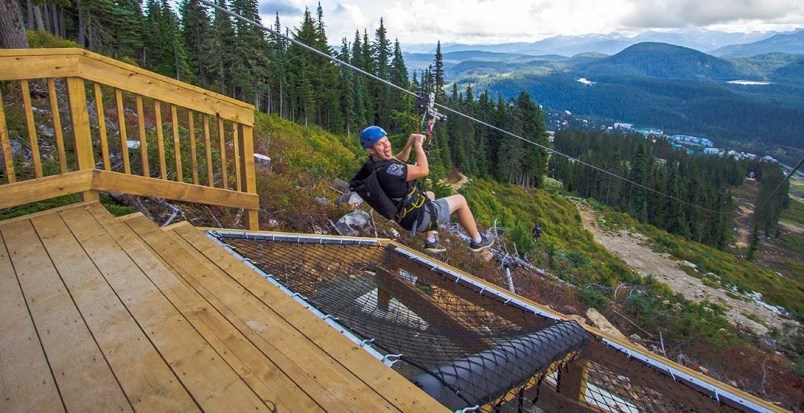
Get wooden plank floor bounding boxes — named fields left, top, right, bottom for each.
left=0, top=202, right=447, bottom=412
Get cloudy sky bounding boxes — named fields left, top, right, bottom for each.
left=258, top=0, right=804, bottom=45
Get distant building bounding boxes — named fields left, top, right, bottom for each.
left=670, top=134, right=713, bottom=147
left=634, top=127, right=663, bottom=136
left=703, top=147, right=721, bottom=155
left=614, top=122, right=633, bottom=130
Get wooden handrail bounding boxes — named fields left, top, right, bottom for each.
left=0, top=48, right=253, bottom=124
left=0, top=48, right=259, bottom=229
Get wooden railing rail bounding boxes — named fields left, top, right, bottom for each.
left=0, top=48, right=258, bottom=229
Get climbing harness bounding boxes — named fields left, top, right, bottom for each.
left=349, top=159, right=435, bottom=234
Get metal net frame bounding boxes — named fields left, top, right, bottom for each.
left=212, top=231, right=774, bottom=413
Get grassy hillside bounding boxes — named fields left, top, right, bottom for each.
left=591, top=201, right=803, bottom=317
left=461, top=179, right=641, bottom=289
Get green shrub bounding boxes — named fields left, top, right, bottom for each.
left=580, top=285, right=610, bottom=309
left=27, top=30, right=79, bottom=48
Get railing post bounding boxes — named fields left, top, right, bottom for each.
left=240, top=124, right=258, bottom=230
left=66, top=77, right=99, bottom=202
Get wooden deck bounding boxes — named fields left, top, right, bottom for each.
left=0, top=202, right=447, bottom=412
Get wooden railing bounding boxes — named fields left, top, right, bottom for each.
left=0, top=48, right=258, bottom=229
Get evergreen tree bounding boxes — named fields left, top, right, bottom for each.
left=230, top=0, right=271, bottom=107
left=179, top=0, right=210, bottom=86
left=431, top=44, right=450, bottom=172
left=450, top=85, right=477, bottom=175
left=311, top=3, right=341, bottom=131
left=388, top=39, right=411, bottom=131
left=496, top=99, right=525, bottom=184
left=359, top=30, right=374, bottom=127
left=474, top=89, right=493, bottom=177
left=338, top=38, right=356, bottom=135
left=433, top=41, right=445, bottom=100
left=371, top=18, right=391, bottom=127
left=269, top=11, right=287, bottom=116
left=350, top=30, right=369, bottom=129
left=648, top=163, right=668, bottom=228
left=75, top=0, right=116, bottom=52
left=515, top=91, right=549, bottom=188
left=116, top=0, right=145, bottom=58
left=287, top=8, right=317, bottom=124
left=754, top=162, right=789, bottom=238
left=143, top=0, right=192, bottom=80
left=630, top=141, right=650, bottom=222
left=206, top=0, right=236, bottom=94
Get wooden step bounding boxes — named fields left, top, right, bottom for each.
left=68, top=203, right=271, bottom=412
left=123, top=212, right=422, bottom=411
left=1, top=212, right=76, bottom=412
left=0, top=204, right=198, bottom=412
left=168, top=221, right=447, bottom=412
left=119, top=214, right=328, bottom=412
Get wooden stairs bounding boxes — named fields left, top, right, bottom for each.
left=0, top=202, right=447, bottom=412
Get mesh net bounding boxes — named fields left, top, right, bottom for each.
left=217, top=232, right=764, bottom=413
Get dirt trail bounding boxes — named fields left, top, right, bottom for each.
left=576, top=202, right=787, bottom=336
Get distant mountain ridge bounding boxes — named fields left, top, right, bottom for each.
left=711, top=29, right=804, bottom=56
left=577, top=43, right=742, bottom=80
left=402, top=28, right=797, bottom=57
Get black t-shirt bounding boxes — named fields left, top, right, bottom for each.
left=371, top=158, right=430, bottom=230
left=375, top=159, right=411, bottom=199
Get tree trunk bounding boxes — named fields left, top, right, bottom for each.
left=35, top=4, right=46, bottom=31
left=0, top=0, right=30, bottom=48
left=78, top=3, right=87, bottom=47
left=45, top=4, right=60, bottom=37
left=59, top=6, right=66, bottom=38
left=26, top=0, right=33, bottom=29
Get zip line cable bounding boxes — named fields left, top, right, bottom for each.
left=199, top=0, right=734, bottom=217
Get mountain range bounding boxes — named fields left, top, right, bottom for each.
left=402, top=29, right=804, bottom=164
left=403, top=28, right=803, bottom=57
left=712, top=29, right=804, bottom=56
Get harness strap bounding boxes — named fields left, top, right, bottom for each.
left=375, top=160, right=439, bottom=235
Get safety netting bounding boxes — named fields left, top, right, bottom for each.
left=212, top=231, right=772, bottom=413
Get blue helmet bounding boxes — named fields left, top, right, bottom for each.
left=360, top=126, right=387, bottom=148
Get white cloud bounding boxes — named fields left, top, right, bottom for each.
left=259, top=0, right=804, bottom=45
left=620, top=0, right=804, bottom=29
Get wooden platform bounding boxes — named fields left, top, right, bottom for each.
left=0, top=202, right=447, bottom=412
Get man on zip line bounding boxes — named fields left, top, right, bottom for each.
left=355, top=125, right=493, bottom=253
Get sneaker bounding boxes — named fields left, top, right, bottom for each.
left=424, top=240, right=447, bottom=253
left=469, top=234, right=494, bottom=252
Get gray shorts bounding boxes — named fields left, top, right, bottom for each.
left=415, top=198, right=450, bottom=232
